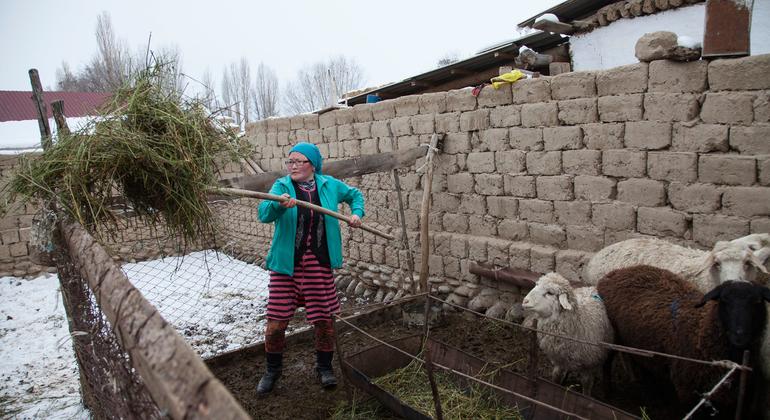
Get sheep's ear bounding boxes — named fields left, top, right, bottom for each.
left=756, top=247, right=770, bottom=266
left=558, top=293, right=573, bottom=311
left=696, top=285, right=723, bottom=308
left=750, top=253, right=769, bottom=273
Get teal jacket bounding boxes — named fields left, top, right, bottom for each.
left=258, top=174, right=365, bottom=275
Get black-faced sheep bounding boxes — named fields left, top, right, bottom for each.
left=597, top=265, right=770, bottom=416
left=583, top=237, right=767, bottom=294
left=521, top=272, right=614, bottom=395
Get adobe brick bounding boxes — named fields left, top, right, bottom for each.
left=419, top=92, right=447, bottom=114
left=447, top=173, right=474, bottom=193
left=556, top=250, right=591, bottom=282
left=574, top=176, right=616, bottom=202
left=487, top=196, right=518, bottom=219
left=499, top=220, right=529, bottom=241
left=617, top=178, right=666, bottom=206
left=755, top=91, right=770, bottom=122
left=598, top=94, right=644, bottom=122
left=495, top=150, right=526, bottom=174
left=596, top=62, right=648, bottom=96
left=509, top=242, right=531, bottom=269
left=722, top=187, right=770, bottom=217
left=526, top=151, right=561, bottom=175
left=490, top=105, right=522, bottom=128
left=708, top=54, right=770, bottom=91
left=551, top=71, right=597, bottom=100
left=519, top=199, right=554, bottom=224
left=647, top=152, right=697, bottom=182
left=337, top=124, right=354, bottom=141
left=353, top=122, right=371, bottom=139
left=624, top=121, right=671, bottom=150
left=480, top=128, right=509, bottom=151
left=353, top=103, right=375, bottom=122
left=537, top=175, right=574, bottom=201
left=446, top=88, right=477, bottom=112
left=699, top=155, right=756, bottom=186
left=637, top=207, right=688, bottom=237
left=701, top=92, right=755, bottom=125
left=9, top=243, right=27, bottom=257
left=460, top=109, right=490, bottom=132
left=360, top=138, right=378, bottom=155
left=468, top=215, right=498, bottom=236
left=558, top=98, right=599, bottom=125
left=521, top=102, right=559, bottom=127
left=474, top=174, right=504, bottom=195
left=510, top=127, right=543, bottom=151
left=648, top=60, right=708, bottom=93
left=433, top=193, right=461, bottom=212
left=371, top=99, right=397, bottom=120
left=319, top=112, right=337, bottom=128
left=750, top=218, right=770, bottom=234
left=478, top=84, right=513, bottom=108
left=443, top=132, right=471, bottom=154
left=459, top=194, right=487, bottom=215
left=390, top=116, right=412, bottom=136
left=512, top=78, right=551, bottom=104
left=530, top=245, right=556, bottom=274
left=582, top=123, right=624, bottom=149
left=411, top=114, right=435, bottom=135
left=563, top=150, right=601, bottom=175
left=466, top=152, right=496, bottom=173
left=672, top=123, right=729, bottom=153
left=602, top=150, right=646, bottom=177
left=729, top=125, right=770, bottom=154
left=761, top=156, right=770, bottom=186
left=555, top=200, right=592, bottom=225
left=504, top=175, right=536, bottom=197
left=529, top=223, right=567, bottom=247
left=394, top=95, right=420, bottom=116
left=544, top=126, right=583, bottom=150
left=643, top=93, right=700, bottom=122
left=567, top=225, right=605, bottom=252
left=693, top=214, right=749, bottom=246
left=443, top=213, right=470, bottom=233
left=436, top=112, right=460, bottom=134
left=592, top=202, right=636, bottom=230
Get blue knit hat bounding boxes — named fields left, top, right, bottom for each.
left=289, top=142, right=323, bottom=174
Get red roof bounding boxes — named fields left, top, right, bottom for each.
left=0, top=91, right=111, bottom=122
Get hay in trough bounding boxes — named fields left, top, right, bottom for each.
left=3, top=65, right=248, bottom=245
left=333, top=358, right=524, bottom=420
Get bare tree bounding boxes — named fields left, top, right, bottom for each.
left=283, top=55, right=364, bottom=115
left=251, top=63, right=279, bottom=120
left=55, top=11, right=183, bottom=94
left=199, top=68, right=217, bottom=111
left=436, top=52, right=460, bottom=67
left=219, top=59, right=252, bottom=125
left=221, top=65, right=235, bottom=120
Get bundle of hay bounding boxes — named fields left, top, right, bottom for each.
left=3, top=65, right=248, bottom=245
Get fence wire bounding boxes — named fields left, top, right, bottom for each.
left=87, top=168, right=418, bottom=359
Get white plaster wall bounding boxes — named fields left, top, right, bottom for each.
left=752, top=0, right=770, bottom=54
left=571, top=4, right=706, bottom=71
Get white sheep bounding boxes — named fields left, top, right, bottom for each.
left=582, top=237, right=767, bottom=294
left=521, top=272, right=614, bottom=395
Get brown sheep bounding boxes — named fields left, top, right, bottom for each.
left=597, top=265, right=770, bottom=418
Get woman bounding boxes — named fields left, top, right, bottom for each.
left=256, top=142, right=364, bottom=394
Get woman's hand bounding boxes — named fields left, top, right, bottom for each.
left=279, top=193, right=297, bottom=208
left=348, top=215, right=362, bottom=228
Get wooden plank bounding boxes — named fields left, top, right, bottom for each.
left=220, top=145, right=429, bottom=192
left=702, top=0, right=753, bottom=57
left=60, top=222, right=250, bottom=420
left=532, top=19, right=575, bottom=35
left=28, top=69, right=52, bottom=150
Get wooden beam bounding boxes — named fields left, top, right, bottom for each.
left=410, top=80, right=433, bottom=88
left=220, top=145, right=429, bottom=192
left=469, top=261, right=540, bottom=289
left=449, top=68, right=472, bottom=76
left=532, top=19, right=575, bottom=35
left=494, top=51, right=517, bottom=60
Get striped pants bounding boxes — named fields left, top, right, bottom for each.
left=264, top=250, right=340, bottom=352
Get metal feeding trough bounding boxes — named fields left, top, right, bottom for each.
left=341, top=335, right=640, bottom=420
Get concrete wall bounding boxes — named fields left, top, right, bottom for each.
left=244, top=54, right=770, bottom=314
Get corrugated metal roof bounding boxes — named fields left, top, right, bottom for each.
left=518, top=0, right=619, bottom=28
left=0, top=91, right=110, bottom=122
left=345, top=31, right=567, bottom=106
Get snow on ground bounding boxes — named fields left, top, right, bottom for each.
left=0, top=249, right=271, bottom=418
left=0, top=117, right=101, bottom=154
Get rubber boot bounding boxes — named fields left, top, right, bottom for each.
left=257, top=352, right=283, bottom=394
left=315, top=351, right=337, bottom=388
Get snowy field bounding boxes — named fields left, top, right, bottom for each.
left=0, top=250, right=271, bottom=418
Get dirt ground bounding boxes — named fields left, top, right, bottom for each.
left=206, top=301, right=742, bottom=420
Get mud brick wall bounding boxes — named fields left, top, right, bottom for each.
left=244, top=54, right=770, bottom=315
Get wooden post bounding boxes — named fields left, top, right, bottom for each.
left=391, top=153, right=417, bottom=294
left=51, top=100, right=70, bottom=136
left=28, top=69, right=52, bottom=150
left=418, top=134, right=441, bottom=293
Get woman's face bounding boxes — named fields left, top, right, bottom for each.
left=286, top=151, right=315, bottom=182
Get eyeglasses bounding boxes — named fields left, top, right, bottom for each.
left=284, top=159, right=311, bottom=167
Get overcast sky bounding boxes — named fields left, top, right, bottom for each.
left=1, top=0, right=561, bottom=95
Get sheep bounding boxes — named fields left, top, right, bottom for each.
left=731, top=233, right=770, bottom=270
left=597, top=265, right=770, bottom=415
left=582, top=237, right=768, bottom=294
left=521, top=272, right=614, bottom=395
